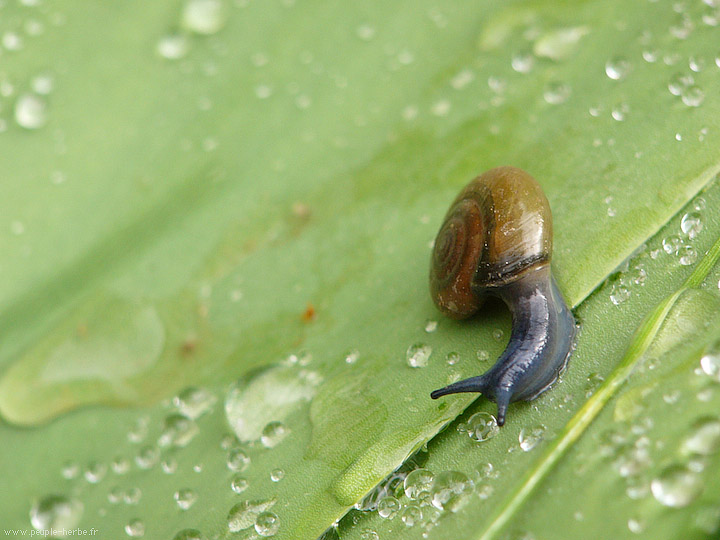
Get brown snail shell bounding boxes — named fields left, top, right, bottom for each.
left=429, top=166, right=575, bottom=426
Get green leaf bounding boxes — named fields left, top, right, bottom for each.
left=1, top=0, right=720, bottom=539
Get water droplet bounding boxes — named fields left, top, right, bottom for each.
left=123, top=487, right=142, bottom=505
left=682, top=85, right=705, bottom=107
left=511, top=51, right=534, bottom=73
left=84, top=461, right=107, bottom=483
left=108, top=487, right=123, bottom=504
left=628, top=518, right=645, bottom=534
left=669, top=73, right=694, bottom=96
left=519, top=426, right=546, bottom=451
left=533, top=26, right=589, bottom=61
left=605, top=57, right=631, bottom=80
left=254, top=511, right=280, bottom=536
left=3, top=31, right=23, bottom=51
left=31, top=73, right=54, bottom=95
left=261, top=421, right=289, bottom=448
left=406, top=343, right=432, bottom=368
left=424, top=320, right=438, bottom=333
left=344, top=349, right=360, bottom=365
left=173, top=386, right=216, bottom=419
left=450, top=69, right=474, bottom=90
left=642, top=49, right=659, bottom=63
left=678, top=245, right=697, bottom=266
left=446, top=352, right=460, bottom=365
left=680, top=212, right=703, bottom=238
left=158, top=414, right=199, bottom=448
left=701, top=344, right=720, bottom=381
left=231, top=475, right=249, bottom=493
left=269, top=468, right=285, bottom=482
left=404, top=469, right=434, bottom=500
left=400, top=505, right=423, bottom=527
left=651, top=464, right=703, bottom=507
left=492, top=329, right=504, bottom=341
left=356, top=24, right=376, bottom=41
left=174, top=489, right=198, bottom=510
left=663, top=234, right=684, bottom=255
left=543, top=81, right=570, bottom=105
left=111, top=456, right=130, bottom=475
left=693, top=504, right=720, bottom=534
left=377, top=496, right=400, bottom=519
left=30, top=495, right=83, bottom=533
left=611, top=102, right=629, bottom=121
left=226, top=448, right=251, bottom=471
left=466, top=412, right=499, bottom=442
left=135, top=446, right=159, bottom=469
left=477, top=350, right=490, bottom=362
left=430, top=471, right=474, bottom=512
left=181, top=0, right=226, bottom=35
left=610, top=283, right=631, bottom=305
left=14, top=93, right=47, bottom=129
left=125, top=518, right=145, bottom=537
left=682, top=417, right=720, bottom=455
left=255, top=84, right=273, bottom=99
left=156, top=34, right=189, bottom=60
left=161, top=459, right=178, bottom=474
left=225, top=365, right=321, bottom=441
left=173, top=529, right=205, bottom=540
left=61, top=461, right=79, bottom=479
left=227, top=499, right=276, bottom=532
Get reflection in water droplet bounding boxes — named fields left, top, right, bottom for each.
left=225, top=365, right=321, bottom=441
left=605, top=57, right=631, bottom=80
left=125, top=519, right=145, bottom=537
left=181, top=0, right=226, bottom=35
left=681, top=212, right=703, bottom=239
left=400, top=505, right=422, bottom=527
left=174, top=489, right=198, bottom=510
left=30, top=495, right=83, bottom=534
left=406, top=343, right=432, bottom=368
left=430, top=471, right=474, bottom=512
left=231, top=474, right=249, bottom=493
left=404, top=469, right=434, bottom=500
left=651, top=464, right=703, bottom=507
left=466, top=412, right=499, bottom=442
left=377, top=496, right=400, bottom=519
left=519, top=426, right=546, bottom=451
left=261, top=421, right=289, bottom=448
left=255, top=511, right=280, bottom=536
left=227, top=499, right=276, bottom=532
left=15, top=94, right=47, bottom=129
left=226, top=448, right=251, bottom=472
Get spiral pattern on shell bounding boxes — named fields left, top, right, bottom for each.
left=430, top=192, right=490, bottom=319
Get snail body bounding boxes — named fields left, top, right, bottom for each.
left=429, top=166, right=575, bottom=426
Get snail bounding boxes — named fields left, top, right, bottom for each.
left=429, top=166, right=575, bottom=426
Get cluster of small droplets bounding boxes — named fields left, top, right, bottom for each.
left=660, top=195, right=705, bottom=267
left=608, top=260, right=648, bottom=306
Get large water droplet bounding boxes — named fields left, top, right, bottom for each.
left=404, top=469, right=434, bottom=500
left=406, top=343, right=432, bottom=368
left=465, top=412, right=499, bottom=442
left=225, top=365, right=321, bottom=441
left=519, top=426, right=546, bottom=451
left=255, top=511, right=280, bottom=537
left=377, top=496, right=400, bottom=519
left=30, top=496, right=83, bottom=535
left=430, top=471, right=474, bottom=512
left=651, top=464, right=703, bottom=507
left=400, top=505, right=423, bottom=527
